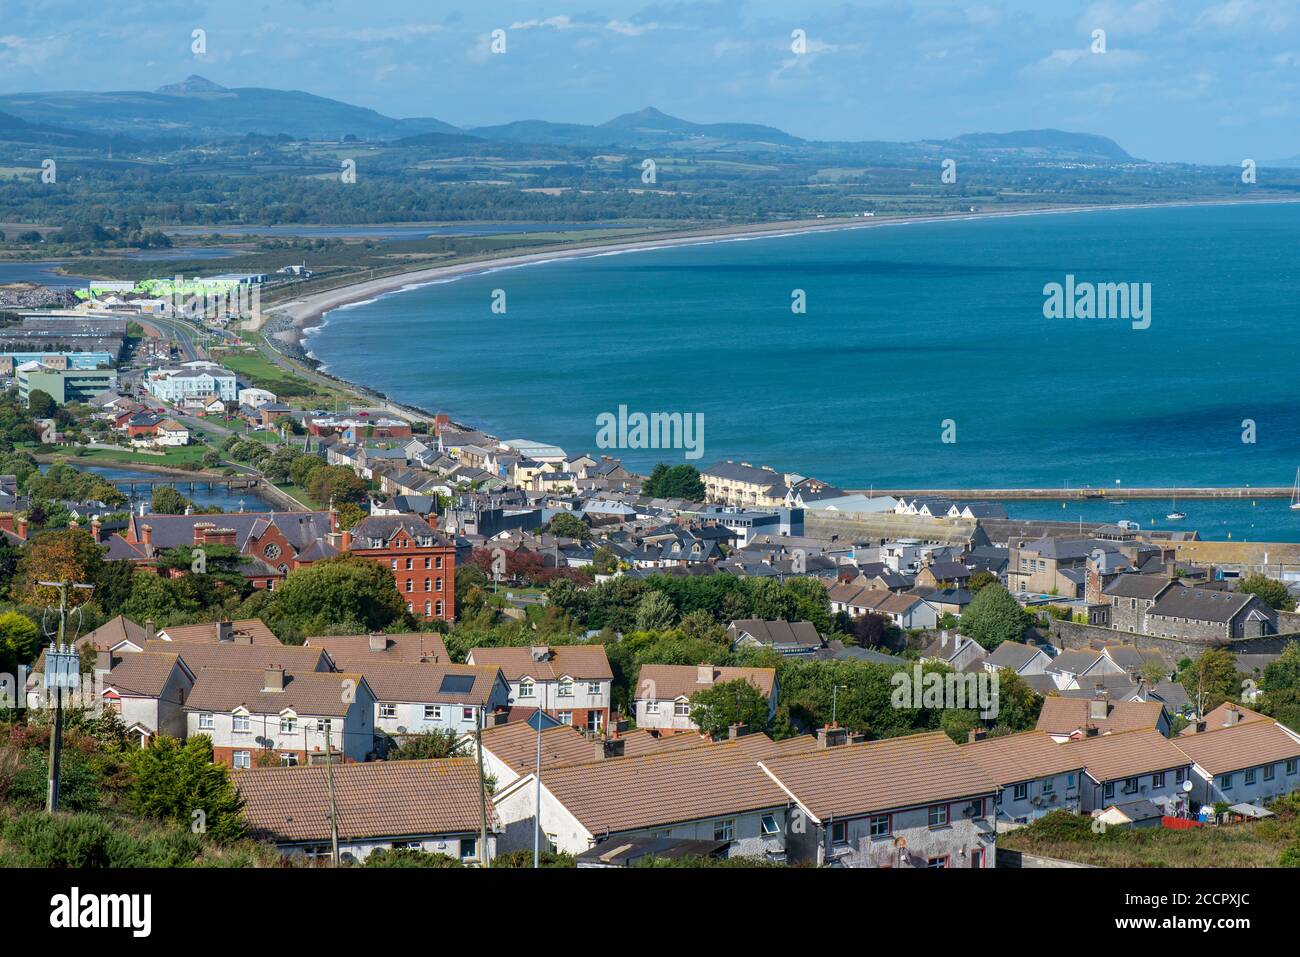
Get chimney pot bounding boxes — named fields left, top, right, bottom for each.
left=263, top=666, right=285, bottom=692
left=95, top=649, right=112, bottom=674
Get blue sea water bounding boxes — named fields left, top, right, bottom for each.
left=308, top=203, right=1300, bottom=540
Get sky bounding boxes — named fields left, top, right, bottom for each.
left=1, top=0, right=1298, bottom=163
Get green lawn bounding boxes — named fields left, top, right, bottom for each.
left=65, top=445, right=211, bottom=469
left=213, top=347, right=345, bottom=404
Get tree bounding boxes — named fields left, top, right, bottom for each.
left=391, top=729, right=462, bottom=760
left=27, top=389, right=56, bottom=417
left=270, top=553, right=407, bottom=635
left=126, top=735, right=246, bottom=842
left=690, top=678, right=770, bottom=738
left=307, top=464, right=367, bottom=506
left=958, top=584, right=1032, bottom=650
left=642, top=464, right=705, bottom=500
left=545, top=512, right=591, bottom=541
left=150, top=486, right=193, bottom=515
left=0, top=611, right=40, bottom=669
left=968, top=571, right=998, bottom=593
left=12, top=528, right=104, bottom=607
left=851, top=612, right=888, bottom=648
left=289, top=454, right=325, bottom=489
left=1179, top=649, right=1242, bottom=713
left=1237, top=573, right=1296, bottom=612
left=635, top=590, right=678, bottom=631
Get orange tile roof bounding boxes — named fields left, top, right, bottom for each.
left=635, top=664, right=776, bottom=701
left=1057, top=728, right=1192, bottom=783
left=1172, top=718, right=1300, bottom=776
left=236, top=758, right=491, bottom=844
left=468, top=644, right=612, bottom=681
left=305, top=632, right=450, bottom=663
left=159, top=619, right=280, bottom=646
left=760, top=732, right=997, bottom=822
left=961, top=730, right=1088, bottom=785
left=1037, top=697, right=1166, bottom=736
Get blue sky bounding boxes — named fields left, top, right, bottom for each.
left=1, top=0, right=1297, bottom=163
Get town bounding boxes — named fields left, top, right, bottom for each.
left=0, top=271, right=1297, bottom=873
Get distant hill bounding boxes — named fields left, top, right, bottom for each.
left=934, top=129, right=1133, bottom=162
left=0, top=75, right=459, bottom=141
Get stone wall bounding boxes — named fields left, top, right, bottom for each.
left=1046, top=617, right=1300, bottom=659
left=804, top=511, right=976, bottom=547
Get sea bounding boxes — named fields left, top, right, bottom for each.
left=97, top=203, right=1300, bottom=540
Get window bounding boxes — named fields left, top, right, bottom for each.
left=713, top=819, right=735, bottom=841
left=761, top=814, right=781, bottom=836
left=1012, top=783, right=1028, bottom=802
left=280, top=716, right=297, bottom=734
left=390, top=559, right=397, bottom=570
left=1288, top=759, right=1298, bottom=776
left=424, top=578, right=431, bottom=592
left=459, top=838, right=476, bottom=859
left=380, top=704, right=397, bottom=720
left=646, top=700, right=659, bottom=714
left=424, top=557, right=431, bottom=569
left=232, top=714, right=250, bottom=733
left=435, top=601, right=444, bottom=617
left=435, top=577, right=443, bottom=592
left=317, top=719, right=332, bottom=734
left=926, top=857, right=948, bottom=868
left=405, top=579, right=413, bottom=592
left=280, top=753, right=298, bottom=767
left=392, top=841, right=421, bottom=851
left=198, top=713, right=214, bottom=730
left=1152, top=772, right=1165, bottom=789
left=674, top=699, right=690, bottom=717
left=462, top=707, right=475, bottom=722
left=436, top=556, right=444, bottom=570
left=1042, top=778, right=1055, bottom=794
left=1122, top=777, right=1138, bottom=794
left=587, top=681, right=602, bottom=695
left=1219, top=774, right=1234, bottom=790
left=1244, top=768, right=1257, bottom=786
left=1264, top=764, right=1276, bottom=781
left=1067, top=773, right=1077, bottom=789
left=1175, top=768, right=1186, bottom=784
left=424, top=601, right=432, bottom=616
left=1103, top=782, right=1116, bottom=799
left=869, top=815, right=890, bottom=838
left=233, top=751, right=250, bottom=769
left=557, top=711, right=573, bottom=725
left=405, top=558, right=413, bottom=570
left=558, top=678, right=573, bottom=697
left=830, top=821, right=848, bottom=846
left=425, top=705, right=443, bottom=721
left=927, top=805, right=949, bottom=828
left=519, top=678, right=535, bottom=698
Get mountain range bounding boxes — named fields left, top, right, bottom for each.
left=0, top=74, right=1135, bottom=162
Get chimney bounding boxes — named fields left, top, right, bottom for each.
left=368, top=633, right=387, bottom=653
left=530, top=646, right=550, bottom=662
left=217, top=621, right=234, bottom=643
left=595, top=737, right=625, bottom=759
left=141, top=523, right=153, bottom=546
left=1084, top=725, right=1100, bottom=737
left=1223, top=705, right=1241, bottom=727
left=145, top=618, right=156, bottom=643
left=1195, top=720, right=1207, bottom=733
left=816, top=725, right=849, bottom=749
left=95, top=649, right=112, bottom=675
left=90, top=516, right=102, bottom=543
left=193, top=521, right=215, bottom=545
left=1088, top=698, right=1109, bottom=722
left=16, top=515, right=26, bottom=539
left=697, top=664, right=715, bottom=686
left=209, top=528, right=237, bottom=547
left=263, top=666, right=285, bottom=692
left=967, top=728, right=988, bottom=743
left=728, top=722, right=748, bottom=740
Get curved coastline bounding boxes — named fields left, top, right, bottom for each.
left=270, top=196, right=1300, bottom=355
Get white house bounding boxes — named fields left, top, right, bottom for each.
left=633, top=664, right=777, bottom=734
left=962, top=730, right=1087, bottom=828
left=466, top=644, right=612, bottom=735
left=238, top=387, right=278, bottom=409
left=351, top=661, right=511, bottom=739
left=145, top=360, right=238, bottom=403
left=184, top=667, right=375, bottom=768
left=1173, top=704, right=1300, bottom=809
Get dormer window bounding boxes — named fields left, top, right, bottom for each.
left=519, top=678, right=535, bottom=698
left=558, top=678, right=574, bottom=697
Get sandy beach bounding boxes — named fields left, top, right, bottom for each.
left=264, top=197, right=1300, bottom=351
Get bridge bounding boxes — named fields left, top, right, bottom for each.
left=110, top=477, right=264, bottom=494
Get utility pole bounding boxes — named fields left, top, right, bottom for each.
left=40, top=580, right=94, bottom=814
left=476, top=706, right=490, bottom=868
left=324, top=721, right=339, bottom=865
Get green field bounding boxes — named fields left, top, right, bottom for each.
left=212, top=347, right=344, bottom=404
left=62, top=445, right=210, bottom=469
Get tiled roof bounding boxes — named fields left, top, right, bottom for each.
left=985, top=641, right=1044, bottom=671
left=761, top=732, right=997, bottom=822
left=185, top=668, right=367, bottom=717
left=1037, top=697, right=1166, bottom=736
left=103, top=652, right=188, bottom=698
left=124, top=511, right=334, bottom=553
left=1059, top=728, right=1191, bottom=782
left=961, top=730, right=1087, bottom=785
left=728, top=618, right=822, bottom=649
left=236, top=758, right=491, bottom=844
left=158, top=619, right=281, bottom=646
left=468, top=645, right=612, bottom=681
left=342, top=661, right=501, bottom=705
left=531, top=733, right=817, bottom=834
left=74, top=614, right=149, bottom=651
left=306, top=632, right=449, bottom=663
left=635, top=664, right=776, bottom=701
left=1179, top=702, right=1266, bottom=734
left=1149, top=586, right=1258, bottom=624
left=140, top=639, right=330, bottom=674
left=1172, top=717, right=1300, bottom=776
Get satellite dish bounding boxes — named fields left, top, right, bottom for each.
left=1182, top=780, right=1193, bottom=792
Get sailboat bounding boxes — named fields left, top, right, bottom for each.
left=1291, top=469, right=1300, bottom=510
left=1166, top=490, right=1186, bottom=521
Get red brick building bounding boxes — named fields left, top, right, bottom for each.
left=347, top=514, right=456, bottom=622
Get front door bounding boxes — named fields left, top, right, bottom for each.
left=586, top=710, right=603, bottom=734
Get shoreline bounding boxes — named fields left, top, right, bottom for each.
left=267, top=196, right=1300, bottom=353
